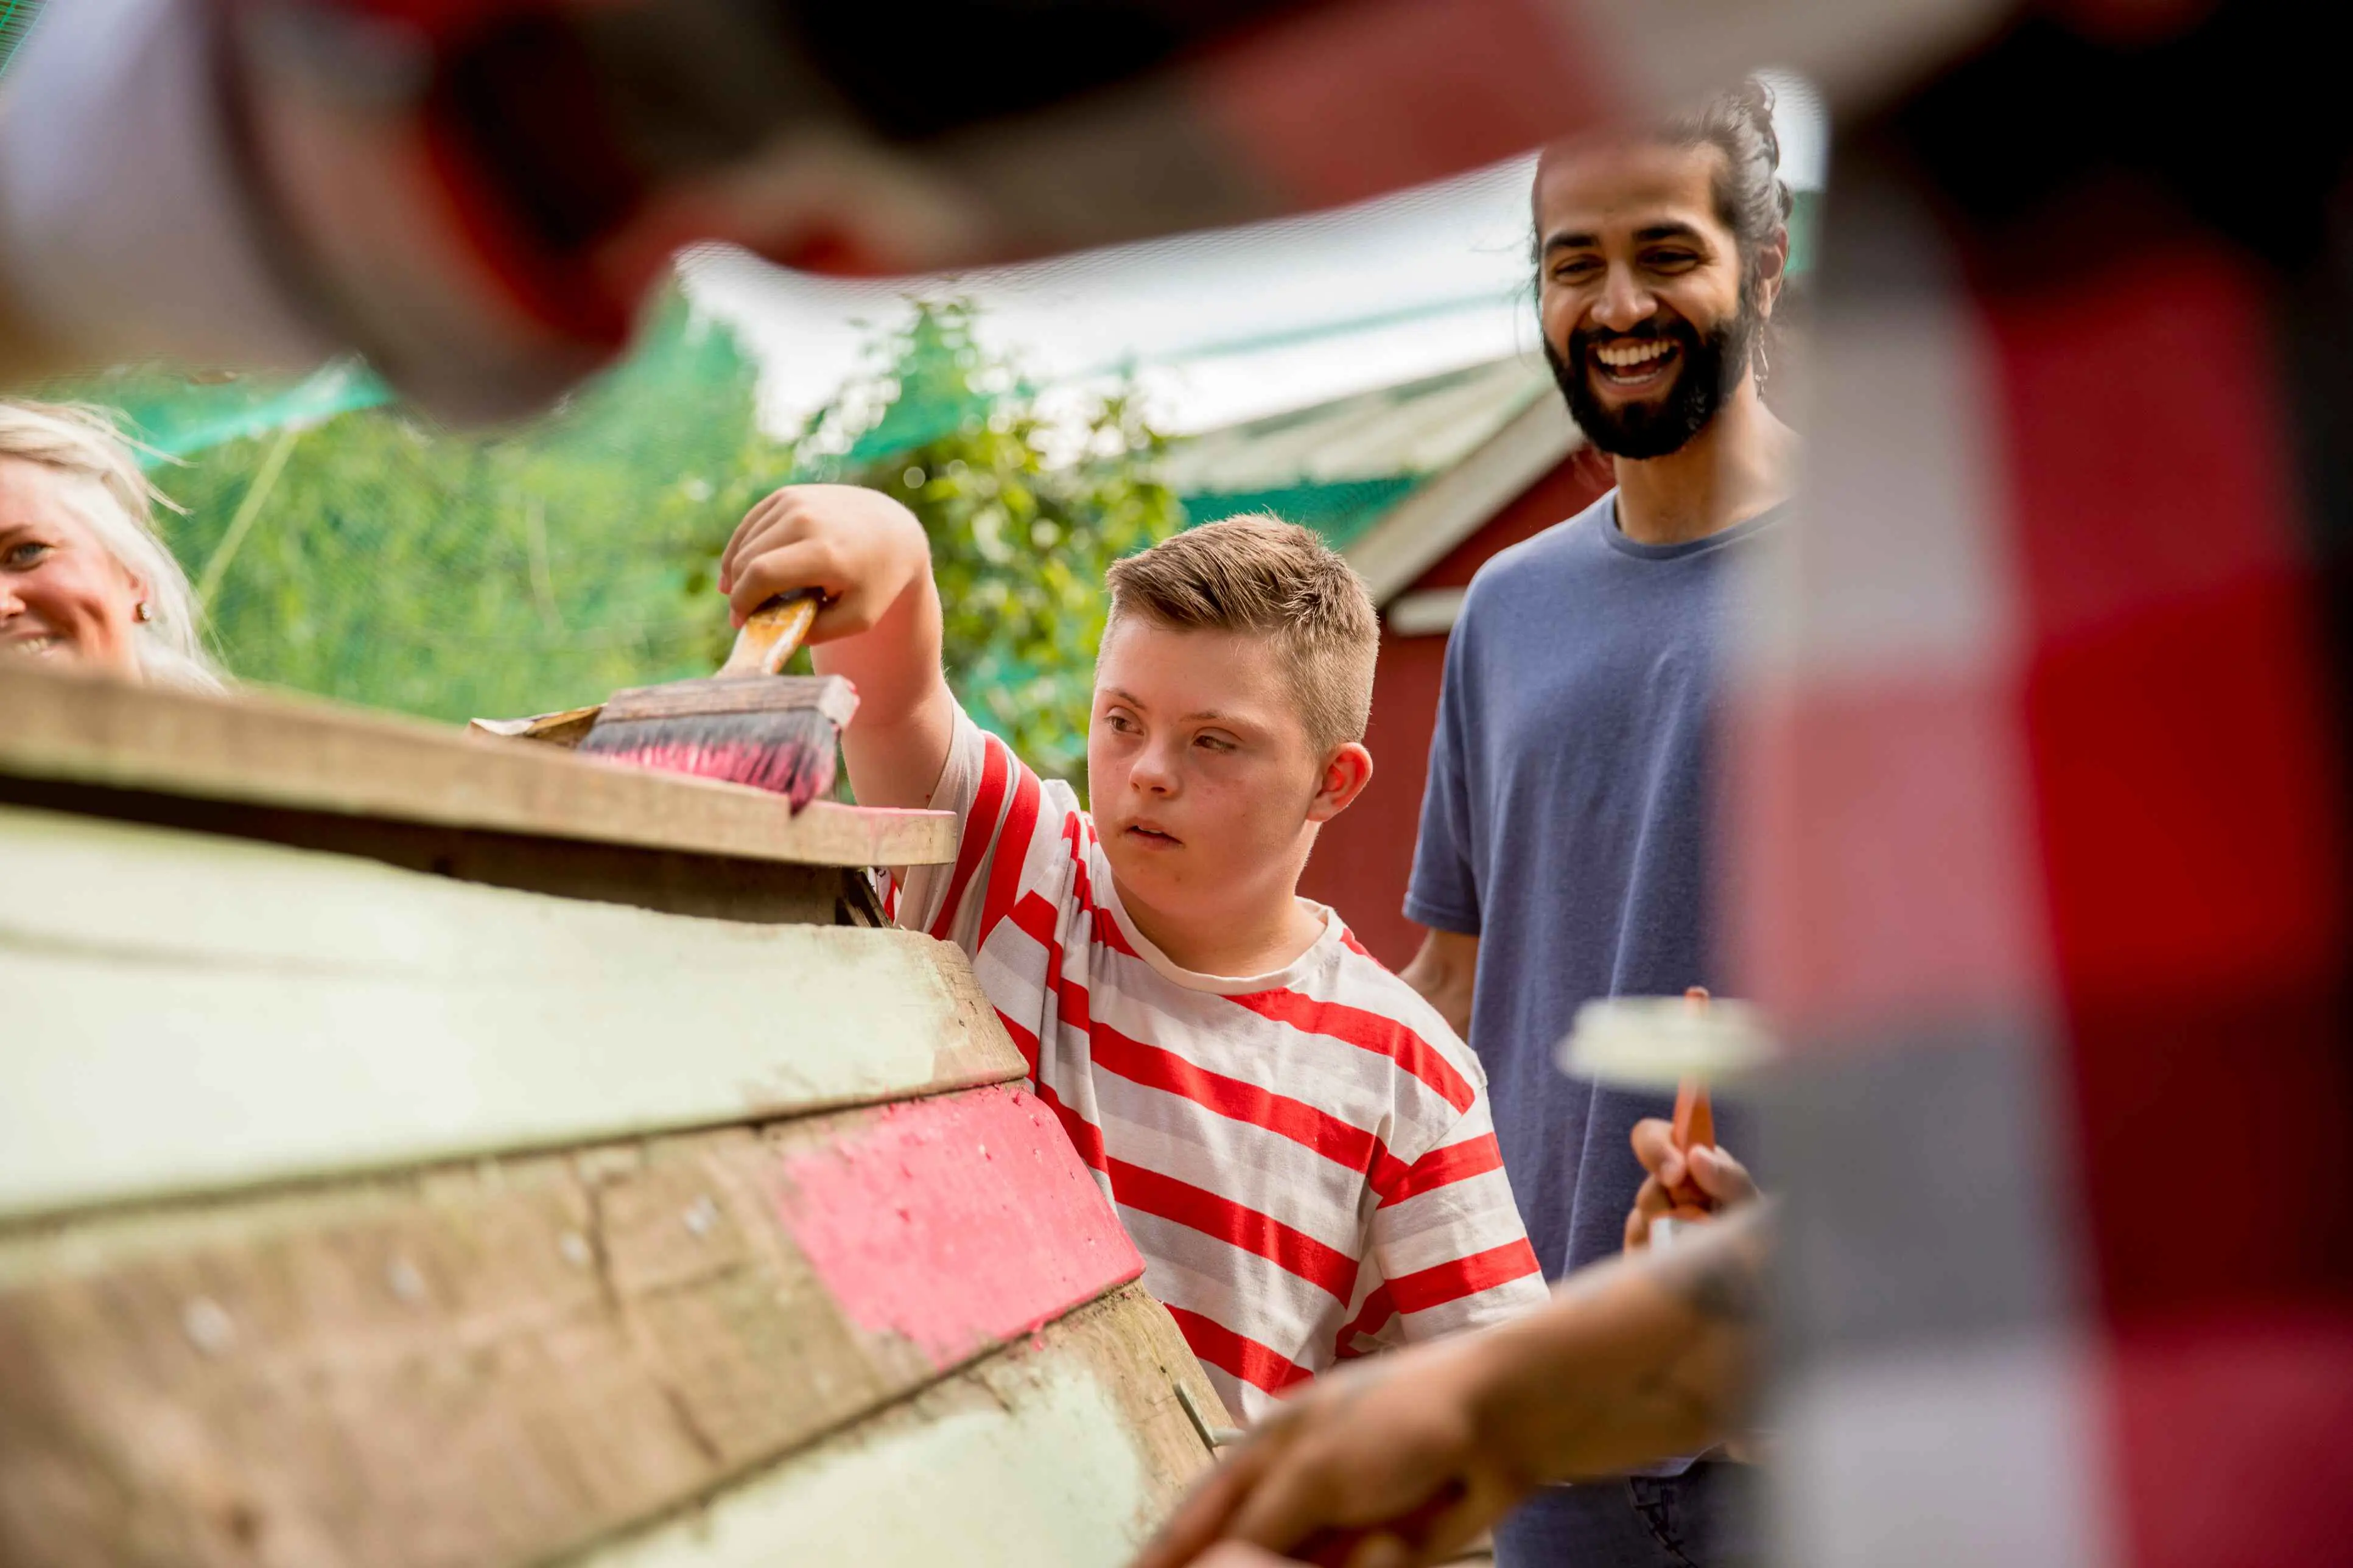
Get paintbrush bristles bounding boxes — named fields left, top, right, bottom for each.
left=583, top=706, right=842, bottom=805
left=580, top=709, right=841, bottom=811
left=578, top=674, right=858, bottom=814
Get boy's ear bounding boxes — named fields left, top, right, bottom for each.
left=1306, top=741, right=1375, bottom=824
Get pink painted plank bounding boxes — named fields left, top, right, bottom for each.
left=0, top=1090, right=1159, bottom=1568
left=771, top=1085, right=1143, bottom=1368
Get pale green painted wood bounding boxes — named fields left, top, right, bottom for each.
left=1, top=805, right=1021, bottom=1222
left=573, top=1290, right=1218, bottom=1568
left=591, top=1367, right=1148, bottom=1567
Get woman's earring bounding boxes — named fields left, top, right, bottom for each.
left=134, top=600, right=153, bottom=623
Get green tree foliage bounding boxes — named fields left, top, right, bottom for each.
left=58, top=292, right=1177, bottom=789
left=743, top=298, right=1183, bottom=787
left=79, top=292, right=790, bottom=724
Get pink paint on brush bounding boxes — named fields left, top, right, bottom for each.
left=771, top=1085, right=1143, bottom=1368
left=596, top=740, right=835, bottom=808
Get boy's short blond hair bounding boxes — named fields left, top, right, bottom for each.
left=1104, top=514, right=1378, bottom=755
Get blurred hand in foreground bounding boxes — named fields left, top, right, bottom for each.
left=1133, top=1211, right=1773, bottom=1568
left=1137, top=1334, right=1524, bottom=1568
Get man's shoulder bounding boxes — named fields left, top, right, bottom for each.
left=1462, top=490, right=1617, bottom=609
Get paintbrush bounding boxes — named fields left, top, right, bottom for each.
left=1557, top=985, right=1776, bottom=1250
left=1654, top=987, right=1719, bottom=1246
left=576, top=589, right=858, bottom=813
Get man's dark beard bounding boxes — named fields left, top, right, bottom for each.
left=1546, top=300, right=1761, bottom=460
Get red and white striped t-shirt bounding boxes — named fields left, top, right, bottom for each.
left=892, top=709, right=1546, bottom=1420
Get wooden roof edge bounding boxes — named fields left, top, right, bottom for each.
left=1159, top=355, right=1550, bottom=494
left=1345, top=392, right=1583, bottom=605
left=0, top=663, right=957, bottom=869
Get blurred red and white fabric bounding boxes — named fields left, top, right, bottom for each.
left=1731, top=8, right=2353, bottom=1566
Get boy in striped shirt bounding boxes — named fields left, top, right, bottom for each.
left=718, top=488, right=1546, bottom=1419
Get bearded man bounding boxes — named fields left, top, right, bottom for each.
left=1398, top=79, right=1796, bottom=1568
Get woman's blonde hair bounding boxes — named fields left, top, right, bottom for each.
left=0, top=400, right=223, bottom=691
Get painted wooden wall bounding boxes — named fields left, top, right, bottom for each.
left=2, top=668, right=1224, bottom=1568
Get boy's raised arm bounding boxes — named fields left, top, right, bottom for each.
left=717, top=484, right=957, bottom=811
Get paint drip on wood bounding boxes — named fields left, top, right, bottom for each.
left=771, top=1086, right=1141, bottom=1367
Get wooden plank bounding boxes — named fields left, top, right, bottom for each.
left=0, top=774, right=855, bottom=923
left=0, top=662, right=954, bottom=870
left=2, top=806, right=1023, bottom=1220
left=0, top=1087, right=1150, bottom=1568
left=572, top=1286, right=1219, bottom=1568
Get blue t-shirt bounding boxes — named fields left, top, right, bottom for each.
left=1406, top=489, right=1776, bottom=1283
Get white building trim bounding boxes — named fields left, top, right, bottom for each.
left=1383, top=587, right=1468, bottom=637
left=1345, top=391, right=1581, bottom=605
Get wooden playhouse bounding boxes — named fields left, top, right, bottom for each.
left=0, top=662, right=1221, bottom=1567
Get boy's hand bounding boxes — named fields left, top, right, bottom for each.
left=717, top=484, right=930, bottom=643
left=1625, top=1120, right=1757, bottom=1251
left=717, top=484, right=952, bottom=811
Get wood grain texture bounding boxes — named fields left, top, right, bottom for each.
left=0, top=1088, right=1157, bottom=1568
left=0, top=662, right=952, bottom=869
left=2, top=806, right=1021, bottom=1220
left=572, top=1286, right=1220, bottom=1568
left=0, top=774, right=857, bottom=924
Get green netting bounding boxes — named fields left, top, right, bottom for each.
left=110, top=361, right=395, bottom=464
left=1787, top=187, right=1822, bottom=278
left=0, top=0, right=43, bottom=77
left=39, top=295, right=791, bottom=726
left=841, top=306, right=1013, bottom=466
left=1178, top=475, right=1423, bottom=552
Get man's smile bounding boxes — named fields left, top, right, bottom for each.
left=1590, top=337, right=1681, bottom=393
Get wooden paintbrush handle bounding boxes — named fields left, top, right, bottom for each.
left=1668, top=986, right=1716, bottom=1212
left=1670, top=1076, right=1716, bottom=1157
left=720, top=590, right=822, bottom=677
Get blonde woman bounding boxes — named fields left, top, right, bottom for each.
left=0, top=400, right=221, bottom=691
